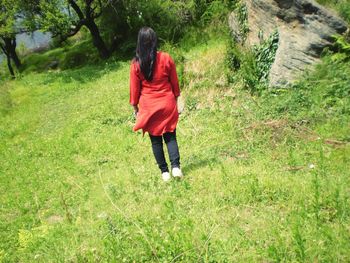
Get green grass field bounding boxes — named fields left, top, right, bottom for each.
left=1, top=38, right=350, bottom=262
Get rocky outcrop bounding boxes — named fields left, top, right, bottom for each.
left=229, top=0, right=348, bottom=87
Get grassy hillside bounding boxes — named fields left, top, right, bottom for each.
left=1, top=34, right=350, bottom=262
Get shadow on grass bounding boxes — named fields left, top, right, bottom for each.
left=182, top=155, right=219, bottom=174
left=34, top=59, right=128, bottom=86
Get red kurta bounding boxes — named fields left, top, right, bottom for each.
left=129, top=51, right=180, bottom=136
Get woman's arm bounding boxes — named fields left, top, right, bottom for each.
left=129, top=63, right=141, bottom=112
left=168, top=56, right=180, bottom=98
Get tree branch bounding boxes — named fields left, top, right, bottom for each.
left=84, top=0, right=93, bottom=18
left=68, top=0, right=85, bottom=20
left=50, top=21, right=83, bottom=43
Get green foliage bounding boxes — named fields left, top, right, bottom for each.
left=12, top=0, right=235, bottom=74
left=2, top=0, right=236, bottom=74
left=21, top=50, right=61, bottom=73
left=97, top=0, right=129, bottom=50
left=0, top=0, right=40, bottom=37
left=38, top=0, right=108, bottom=38
left=0, top=2, right=14, bottom=36
left=236, top=2, right=249, bottom=41
left=19, top=40, right=101, bottom=73
left=329, top=34, right=350, bottom=61
left=113, top=0, right=193, bottom=44
left=232, top=46, right=259, bottom=89
left=227, top=30, right=280, bottom=93
left=60, top=41, right=100, bottom=70
left=200, top=0, right=236, bottom=25
left=38, top=0, right=73, bottom=37
left=100, top=0, right=235, bottom=53
left=253, top=30, right=279, bottom=83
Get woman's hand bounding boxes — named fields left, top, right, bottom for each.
left=176, top=96, right=184, bottom=114
left=133, top=105, right=139, bottom=118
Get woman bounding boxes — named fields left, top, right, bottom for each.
left=129, top=27, right=183, bottom=182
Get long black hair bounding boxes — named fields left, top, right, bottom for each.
left=135, top=27, right=158, bottom=81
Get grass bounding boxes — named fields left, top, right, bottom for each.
left=0, top=36, right=350, bottom=262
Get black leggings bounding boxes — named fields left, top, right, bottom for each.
left=149, top=130, right=180, bottom=173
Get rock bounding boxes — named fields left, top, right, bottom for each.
left=229, top=0, right=348, bottom=87
left=229, top=15, right=245, bottom=43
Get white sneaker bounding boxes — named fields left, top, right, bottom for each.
left=172, top=167, right=183, bottom=178
left=161, top=172, right=171, bottom=182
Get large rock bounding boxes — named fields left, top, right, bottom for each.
left=229, top=0, right=348, bottom=87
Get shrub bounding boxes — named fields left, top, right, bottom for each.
left=60, top=41, right=100, bottom=70
left=227, top=30, right=280, bottom=93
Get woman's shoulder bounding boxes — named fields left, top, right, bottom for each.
left=130, top=58, right=140, bottom=73
left=157, top=51, right=172, bottom=60
left=131, top=57, right=140, bottom=66
left=158, top=52, right=175, bottom=67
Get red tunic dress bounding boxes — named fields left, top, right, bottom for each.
left=129, top=51, right=181, bottom=136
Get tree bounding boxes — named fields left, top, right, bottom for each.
left=39, top=0, right=110, bottom=59
left=0, top=38, right=18, bottom=78
left=0, top=0, right=39, bottom=77
left=0, top=0, right=22, bottom=77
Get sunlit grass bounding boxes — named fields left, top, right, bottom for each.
left=0, top=37, right=349, bottom=262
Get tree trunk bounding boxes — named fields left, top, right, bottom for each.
left=10, top=40, right=21, bottom=69
left=6, top=55, right=15, bottom=78
left=85, top=20, right=110, bottom=59
left=3, top=37, right=21, bottom=69
left=0, top=40, right=15, bottom=78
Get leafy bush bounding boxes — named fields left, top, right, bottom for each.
left=254, top=30, right=279, bottom=82
left=98, top=1, right=130, bottom=51
left=21, top=51, right=61, bottom=73
left=100, top=0, right=236, bottom=50
left=101, top=0, right=195, bottom=46
left=200, top=0, right=237, bottom=25
left=60, top=41, right=99, bottom=69
left=236, top=3, right=249, bottom=41
left=330, top=34, right=350, bottom=61
left=227, top=30, right=280, bottom=93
